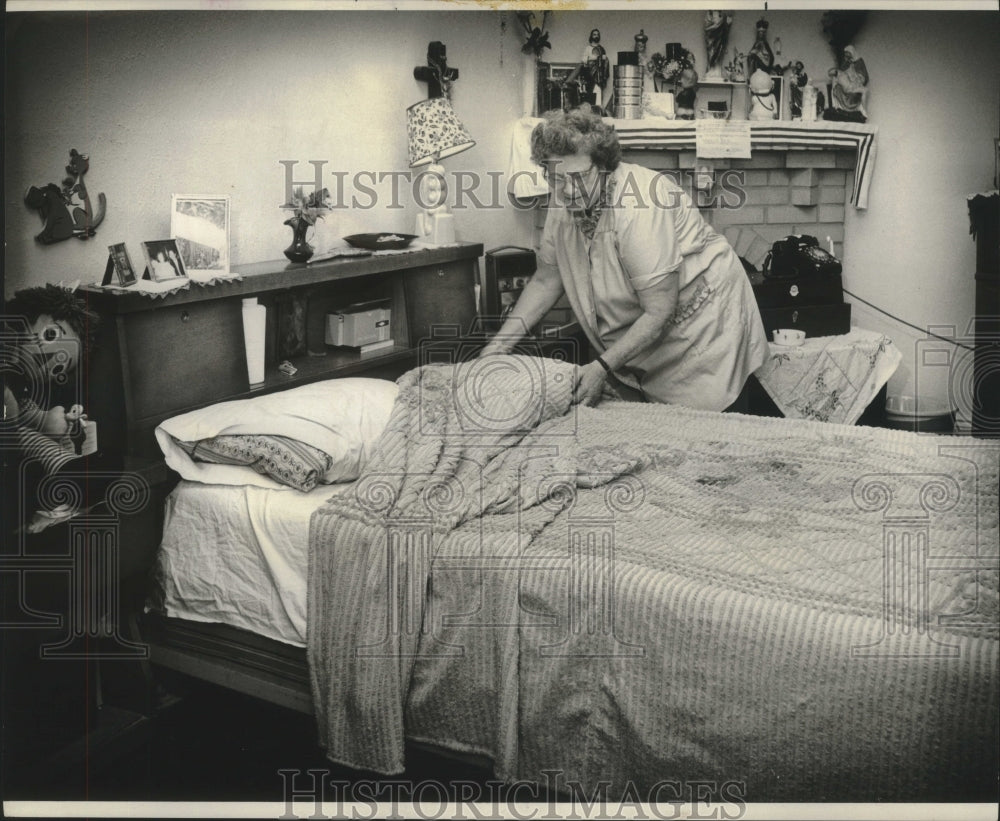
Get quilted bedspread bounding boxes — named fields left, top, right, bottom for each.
left=308, top=355, right=998, bottom=801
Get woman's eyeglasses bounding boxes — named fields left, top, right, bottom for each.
left=542, top=162, right=598, bottom=189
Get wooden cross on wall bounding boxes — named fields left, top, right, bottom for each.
left=413, top=41, right=459, bottom=99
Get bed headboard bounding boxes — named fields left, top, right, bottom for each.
left=83, top=244, right=483, bottom=458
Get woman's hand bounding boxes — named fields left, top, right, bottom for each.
left=573, top=361, right=607, bottom=406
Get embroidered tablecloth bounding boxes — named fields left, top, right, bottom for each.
left=754, top=328, right=902, bottom=425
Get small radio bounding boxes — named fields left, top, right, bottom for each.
left=325, top=299, right=392, bottom=348
left=482, top=246, right=537, bottom=331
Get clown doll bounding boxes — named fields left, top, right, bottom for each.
left=3, top=284, right=117, bottom=532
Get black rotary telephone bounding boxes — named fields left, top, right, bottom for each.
left=762, top=235, right=842, bottom=279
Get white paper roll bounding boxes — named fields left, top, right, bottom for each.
left=242, top=298, right=267, bottom=385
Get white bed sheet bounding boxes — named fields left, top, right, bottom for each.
left=153, top=480, right=347, bottom=646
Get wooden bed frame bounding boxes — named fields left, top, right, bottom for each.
left=84, top=245, right=482, bottom=713
left=86, top=243, right=580, bottom=746
left=141, top=614, right=313, bottom=713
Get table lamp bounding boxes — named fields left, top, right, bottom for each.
left=406, top=95, right=475, bottom=245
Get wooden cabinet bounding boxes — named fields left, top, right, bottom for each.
left=969, top=193, right=999, bottom=437
left=82, top=243, right=483, bottom=458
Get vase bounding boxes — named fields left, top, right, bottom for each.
left=283, top=217, right=314, bottom=264
left=521, top=53, right=538, bottom=118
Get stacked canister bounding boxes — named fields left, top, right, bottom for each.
left=613, top=52, right=643, bottom=119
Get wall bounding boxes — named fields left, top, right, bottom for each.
left=4, top=9, right=528, bottom=294
left=5, top=8, right=998, bottom=416
left=841, top=11, right=998, bottom=418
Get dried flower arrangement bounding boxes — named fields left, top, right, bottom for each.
left=281, top=186, right=332, bottom=226
left=517, top=11, right=551, bottom=58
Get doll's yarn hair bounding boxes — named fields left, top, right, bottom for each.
left=5, top=283, right=99, bottom=355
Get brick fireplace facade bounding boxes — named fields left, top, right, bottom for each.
left=632, top=148, right=857, bottom=267
left=527, top=143, right=862, bottom=329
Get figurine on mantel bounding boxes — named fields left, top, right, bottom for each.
left=634, top=29, right=649, bottom=66
left=782, top=60, right=808, bottom=119
left=746, top=18, right=774, bottom=78
left=724, top=48, right=746, bottom=83
left=579, top=28, right=611, bottom=108
left=826, top=44, right=869, bottom=122
left=673, top=65, right=699, bottom=119
left=703, top=11, right=733, bottom=80
left=748, top=68, right=778, bottom=120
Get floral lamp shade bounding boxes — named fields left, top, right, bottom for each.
left=406, top=97, right=476, bottom=167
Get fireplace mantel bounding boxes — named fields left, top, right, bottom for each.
left=509, top=117, right=878, bottom=209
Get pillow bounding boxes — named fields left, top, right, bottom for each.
left=156, top=378, right=399, bottom=489
left=175, top=434, right=332, bottom=492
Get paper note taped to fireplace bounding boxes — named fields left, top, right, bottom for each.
left=696, top=121, right=752, bottom=159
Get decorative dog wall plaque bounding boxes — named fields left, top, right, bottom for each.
left=24, top=149, right=107, bottom=244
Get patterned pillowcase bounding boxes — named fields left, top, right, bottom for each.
left=175, top=434, right=333, bottom=492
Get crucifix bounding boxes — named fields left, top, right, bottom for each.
left=413, top=41, right=459, bottom=99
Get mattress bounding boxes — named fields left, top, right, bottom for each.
left=152, top=480, right=347, bottom=646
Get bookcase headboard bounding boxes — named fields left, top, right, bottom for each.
left=82, top=244, right=483, bottom=458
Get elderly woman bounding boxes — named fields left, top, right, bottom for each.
left=482, top=107, right=769, bottom=411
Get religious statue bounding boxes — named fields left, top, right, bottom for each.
left=703, top=11, right=733, bottom=80
left=578, top=28, right=611, bottom=108
left=746, top=18, right=774, bottom=78
left=782, top=60, right=808, bottom=119
left=748, top=68, right=778, bottom=120
left=634, top=28, right=649, bottom=64
left=724, top=49, right=746, bottom=83
left=826, top=44, right=869, bottom=122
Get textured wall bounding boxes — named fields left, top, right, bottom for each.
left=5, top=8, right=998, bottom=415
left=4, top=10, right=528, bottom=294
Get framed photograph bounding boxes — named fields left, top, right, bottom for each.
left=170, top=195, right=231, bottom=275
left=141, top=238, right=188, bottom=282
left=537, top=61, right=585, bottom=114
left=106, top=242, right=137, bottom=287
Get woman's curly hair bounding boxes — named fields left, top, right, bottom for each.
left=530, top=106, right=622, bottom=171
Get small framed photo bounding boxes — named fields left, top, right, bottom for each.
left=170, top=195, right=231, bottom=276
left=537, top=61, right=585, bottom=114
left=107, top=242, right=137, bottom=287
left=141, top=238, right=188, bottom=282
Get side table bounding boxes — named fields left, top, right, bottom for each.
left=753, top=328, right=902, bottom=425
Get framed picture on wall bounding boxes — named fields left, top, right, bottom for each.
left=170, top=195, right=231, bottom=277
left=537, top=61, right=585, bottom=114
left=141, top=238, right=188, bottom=282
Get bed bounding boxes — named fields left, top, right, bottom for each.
left=143, top=353, right=999, bottom=803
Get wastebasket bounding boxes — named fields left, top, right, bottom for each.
left=884, top=395, right=957, bottom=433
